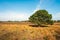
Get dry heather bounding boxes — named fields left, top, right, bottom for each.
left=0, top=22, right=60, bottom=40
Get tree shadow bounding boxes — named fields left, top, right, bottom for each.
left=29, top=24, right=48, bottom=27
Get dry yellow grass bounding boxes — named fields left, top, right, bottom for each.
left=0, top=22, right=60, bottom=40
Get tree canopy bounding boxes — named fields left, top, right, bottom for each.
left=29, top=10, right=54, bottom=26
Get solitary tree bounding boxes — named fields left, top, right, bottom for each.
left=29, top=10, right=54, bottom=27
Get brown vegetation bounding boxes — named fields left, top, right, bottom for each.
left=0, top=22, right=60, bottom=40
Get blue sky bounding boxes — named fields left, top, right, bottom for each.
left=0, top=0, right=60, bottom=21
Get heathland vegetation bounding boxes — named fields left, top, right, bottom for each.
left=0, top=10, right=60, bottom=40
left=29, top=10, right=54, bottom=27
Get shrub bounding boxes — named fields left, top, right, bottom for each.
left=29, top=10, right=54, bottom=27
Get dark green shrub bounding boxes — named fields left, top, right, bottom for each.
left=29, top=10, right=54, bottom=27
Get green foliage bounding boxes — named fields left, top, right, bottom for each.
left=29, top=10, right=54, bottom=26
left=54, top=20, right=60, bottom=22
left=57, top=20, right=60, bottom=22
left=46, top=20, right=54, bottom=25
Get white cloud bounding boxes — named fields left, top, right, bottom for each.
left=33, top=0, right=51, bottom=13
left=33, top=0, right=43, bottom=13
left=52, top=12, right=60, bottom=20
left=0, top=11, right=29, bottom=21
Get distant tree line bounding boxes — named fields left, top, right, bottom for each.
left=54, top=20, right=60, bottom=22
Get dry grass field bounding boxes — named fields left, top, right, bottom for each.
left=0, top=22, right=60, bottom=40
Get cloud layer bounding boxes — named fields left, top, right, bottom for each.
left=33, top=0, right=44, bottom=13
left=0, top=10, right=60, bottom=21
left=0, top=0, right=60, bottom=21
left=0, top=11, right=29, bottom=21
left=52, top=12, right=60, bottom=20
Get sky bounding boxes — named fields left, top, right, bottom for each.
left=0, top=0, right=60, bottom=21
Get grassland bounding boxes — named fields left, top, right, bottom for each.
left=0, top=22, right=60, bottom=40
